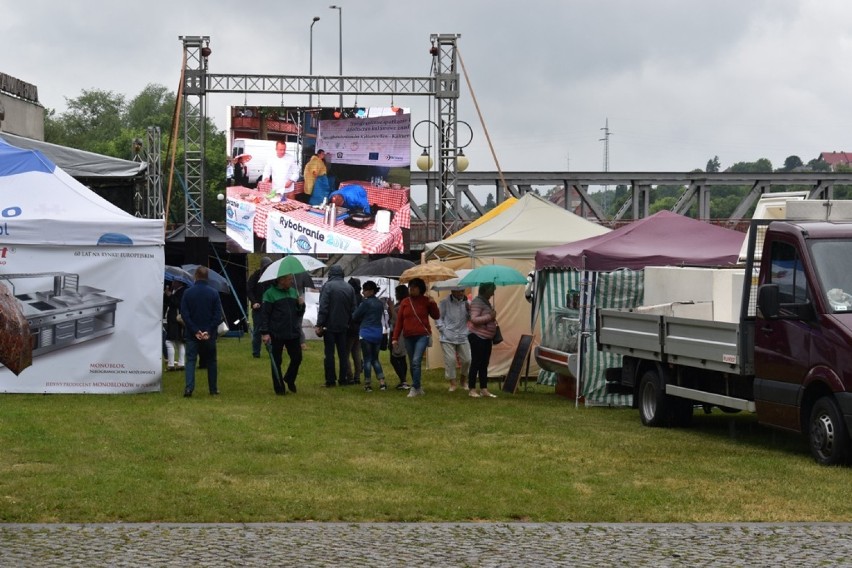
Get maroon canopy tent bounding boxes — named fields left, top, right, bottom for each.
left=535, top=211, right=745, bottom=271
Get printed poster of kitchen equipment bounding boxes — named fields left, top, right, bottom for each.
left=0, top=245, right=164, bottom=394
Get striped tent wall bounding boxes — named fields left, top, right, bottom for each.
left=537, top=269, right=644, bottom=407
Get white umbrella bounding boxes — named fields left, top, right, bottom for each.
left=289, top=255, right=326, bottom=272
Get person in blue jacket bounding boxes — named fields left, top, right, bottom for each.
left=329, top=184, right=371, bottom=213
left=351, top=280, right=387, bottom=392
left=180, top=266, right=224, bottom=397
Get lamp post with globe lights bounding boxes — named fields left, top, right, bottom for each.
left=413, top=119, right=473, bottom=237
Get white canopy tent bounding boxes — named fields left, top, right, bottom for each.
left=423, top=193, right=610, bottom=377
left=0, top=139, right=164, bottom=393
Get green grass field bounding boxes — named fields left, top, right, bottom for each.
left=1, top=336, right=850, bottom=523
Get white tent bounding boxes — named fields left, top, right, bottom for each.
left=0, top=139, right=165, bottom=393
left=423, top=193, right=610, bottom=377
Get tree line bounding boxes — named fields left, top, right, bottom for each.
left=44, top=84, right=227, bottom=225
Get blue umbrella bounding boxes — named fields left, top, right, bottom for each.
left=181, top=264, right=231, bottom=294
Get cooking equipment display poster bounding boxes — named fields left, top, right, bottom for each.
left=0, top=244, right=164, bottom=394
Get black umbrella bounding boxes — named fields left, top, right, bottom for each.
left=181, top=264, right=231, bottom=294
left=349, top=257, right=416, bottom=279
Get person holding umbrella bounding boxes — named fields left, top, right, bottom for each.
left=457, top=264, right=528, bottom=398
left=233, top=153, right=252, bottom=187
left=258, top=273, right=305, bottom=395
left=467, top=282, right=499, bottom=398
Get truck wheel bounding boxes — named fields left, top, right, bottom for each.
left=809, top=397, right=851, bottom=466
left=638, top=369, right=669, bottom=427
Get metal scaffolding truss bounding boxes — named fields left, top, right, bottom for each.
left=206, top=75, right=435, bottom=96
left=432, top=34, right=462, bottom=238
left=144, top=126, right=163, bottom=219
left=179, top=33, right=462, bottom=239
left=180, top=36, right=209, bottom=238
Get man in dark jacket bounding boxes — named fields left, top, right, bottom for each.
left=180, top=266, right=224, bottom=397
left=247, top=256, right=273, bottom=358
left=344, top=277, right=364, bottom=385
left=315, top=264, right=357, bottom=387
left=258, top=274, right=305, bottom=395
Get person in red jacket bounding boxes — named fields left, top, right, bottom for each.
left=391, top=277, right=440, bottom=397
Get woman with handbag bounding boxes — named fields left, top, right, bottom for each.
left=467, top=282, right=498, bottom=398
left=388, top=285, right=411, bottom=390
left=391, top=277, right=440, bottom=398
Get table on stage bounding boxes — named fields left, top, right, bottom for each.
left=225, top=183, right=410, bottom=254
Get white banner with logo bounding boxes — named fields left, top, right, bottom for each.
left=318, top=114, right=411, bottom=167
left=265, top=210, right=364, bottom=254
left=225, top=197, right=256, bottom=253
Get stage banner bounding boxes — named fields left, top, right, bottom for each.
left=318, top=114, right=411, bottom=167
left=265, top=210, right=364, bottom=255
left=225, top=196, right=256, bottom=253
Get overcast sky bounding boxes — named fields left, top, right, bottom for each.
left=3, top=0, right=851, bottom=173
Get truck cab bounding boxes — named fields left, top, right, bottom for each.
left=755, top=220, right=852, bottom=464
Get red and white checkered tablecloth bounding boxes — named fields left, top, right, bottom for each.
left=255, top=181, right=411, bottom=229
left=340, top=182, right=411, bottom=230
left=227, top=186, right=406, bottom=254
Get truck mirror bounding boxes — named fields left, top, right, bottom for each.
left=757, top=284, right=780, bottom=319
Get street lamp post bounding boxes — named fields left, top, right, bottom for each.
left=309, top=16, right=320, bottom=108
left=413, top=119, right=473, bottom=238
left=329, top=5, right=343, bottom=110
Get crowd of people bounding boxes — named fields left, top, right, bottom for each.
left=166, top=262, right=504, bottom=399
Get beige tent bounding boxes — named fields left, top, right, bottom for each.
left=423, top=193, right=610, bottom=378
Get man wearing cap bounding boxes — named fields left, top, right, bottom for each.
left=436, top=288, right=472, bottom=391
left=247, top=256, right=273, bottom=358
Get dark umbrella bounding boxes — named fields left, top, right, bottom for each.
left=349, top=257, right=416, bottom=279
left=165, top=265, right=194, bottom=286
left=181, top=264, right=232, bottom=294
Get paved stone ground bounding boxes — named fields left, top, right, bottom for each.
left=1, top=523, right=851, bottom=566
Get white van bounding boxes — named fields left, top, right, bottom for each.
left=231, top=138, right=301, bottom=187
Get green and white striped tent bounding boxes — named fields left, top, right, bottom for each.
left=536, top=269, right=642, bottom=406
left=534, top=212, right=745, bottom=406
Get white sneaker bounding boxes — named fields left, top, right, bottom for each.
left=407, top=388, right=419, bottom=398
left=469, top=390, right=481, bottom=398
